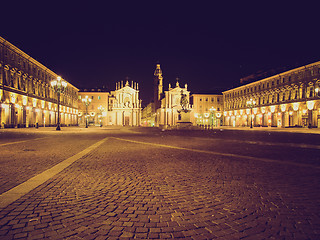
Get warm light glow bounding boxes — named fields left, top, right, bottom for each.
left=289, top=111, right=293, bottom=115
left=33, top=99, right=37, bottom=107
left=302, top=109, right=307, bottom=114
left=35, top=108, right=40, bottom=113
left=270, top=105, right=276, bottom=113
left=293, top=102, right=299, bottom=111
left=194, top=113, right=198, bottom=118
left=41, top=101, right=45, bottom=109
left=280, top=104, right=286, bottom=112
left=240, top=109, right=243, bottom=115
left=10, top=94, right=16, bottom=104
left=48, top=102, right=52, bottom=110
left=246, top=109, right=250, bottom=115
left=90, top=112, right=95, bottom=116
left=261, top=107, right=265, bottom=114
left=253, top=108, right=258, bottom=114
left=1, top=103, right=9, bottom=110
left=246, top=98, right=256, bottom=107
left=22, top=96, right=27, bottom=106
left=204, top=113, right=209, bottom=118
left=216, top=112, right=221, bottom=118
left=15, top=104, right=20, bottom=109
left=223, top=111, right=227, bottom=116
left=306, top=100, right=315, bottom=110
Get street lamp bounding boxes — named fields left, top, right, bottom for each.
left=51, top=76, right=67, bottom=130
left=246, top=98, right=256, bottom=128
left=82, top=96, right=92, bottom=128
left=98, top=105, right=104, bottom=127
left=209, top=107, right=216, bottom=127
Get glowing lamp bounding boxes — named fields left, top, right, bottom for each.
left=293, top=102, right=299, bottom=111
left=270, top=105, right=275, bottom=113
left=306, top=101, right=315, bottom=110
left=22, top=96, right=28, bottom=106
left=280, top=104, right=286, bottom=112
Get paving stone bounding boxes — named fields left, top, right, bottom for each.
left=0, top=130, right=319, bottom=239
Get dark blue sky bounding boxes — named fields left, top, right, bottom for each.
left=2, top=2, right=320, bottom=105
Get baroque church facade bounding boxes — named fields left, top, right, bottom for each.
left=78, top=80, right=141, bottom=127
left=142, top=64, right=192, bottom=128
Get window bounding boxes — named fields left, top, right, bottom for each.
left=98, top=96, right=101, bottom=100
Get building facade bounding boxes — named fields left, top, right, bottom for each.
left=0, top=36, right=79, bottom=128
left=156, top=80, right=191, bottom=127
left=223, top=61, right=320, bottom=128
left=141, top=102, right=155, bottom=127
left=78, top=80, right=141, bottom=126
left=191, top=94, right=223, bottom=127
left=78, top=89, right=109, bottom=126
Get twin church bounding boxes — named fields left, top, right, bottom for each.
left=78, top=64, right=192, bottom=128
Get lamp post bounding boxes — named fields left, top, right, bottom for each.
left=246, top=98, right=256, bottom=128
left=82, top=96, right=91, bottom=128
left=51, top=76, right=67, bottom=130
left=98, top=105, right=104, bottom=127
left=209, top=107, right=216, bottom=127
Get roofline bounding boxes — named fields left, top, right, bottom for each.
left=0, top=36, right=79, bottom=91
left=223, top=60, right=320, bottom=93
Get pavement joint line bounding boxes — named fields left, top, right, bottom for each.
left=191, top=137, right=320, bottom=150
left=0, top=137, right=48, bottom=147
left=0, top=137, right=109, bottom=209
left=112, top=137, right=320, bottom=170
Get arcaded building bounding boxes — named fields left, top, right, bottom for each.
left=0, top=36, right=79, bottom=128
left=223, top=61, right=320, bottom=128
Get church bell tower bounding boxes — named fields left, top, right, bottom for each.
left=154, top=63, right=163, bottom=110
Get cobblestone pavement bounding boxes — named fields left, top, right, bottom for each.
left=0, top=127, right=319, bottom=239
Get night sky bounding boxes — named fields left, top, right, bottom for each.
left=2, top=2, right=320, bottom=106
